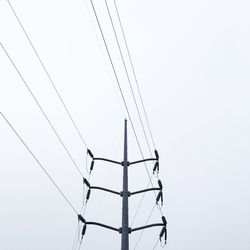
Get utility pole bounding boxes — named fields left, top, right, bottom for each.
left=122, top=119, right=129, bottom=250
left=79, top=121, right=167, bottom=249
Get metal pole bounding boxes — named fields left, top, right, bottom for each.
left=121, top=119, right=129, bottom=250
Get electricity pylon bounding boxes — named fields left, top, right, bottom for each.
left=78, top=120, right=167, bottom=249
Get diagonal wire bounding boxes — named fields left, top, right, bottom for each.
left=104, top=0, right=153, bottom=157
left=0, top=112, right=78, bottom=215
left=89, top=0, right=158, bottom=203
left=130, top=174, right=154, bottom=227
left=6, top=0, right=88, bottom=149
left=0, top=42, right=84, bottom=178
left=152, top=238, right=160, bottom=249
left=104, top=0, right=165, bottom=221
left=133, top=204, right=156, bottom=249
left=113, top=0, right=156, bottom=149
left=83, top=0, right=127, bottom=121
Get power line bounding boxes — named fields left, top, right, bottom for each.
left=130, top=174, right=154, bottom=227
left=89, top=0, right=156, bottom=196
left=6, top=0, right=88, bottom=149
left=0, top=42, right=84, bottom=178
left=133, top=204, right=156, bottom=249
left=0, top=112, right=78, bottom=215
left=106, top=1, right=165, bottom=220
left=113, top=0, right=156, bottom=149
left=104, top=0, right=153, bottom=157
left=152, top=238, right=160, bottom=250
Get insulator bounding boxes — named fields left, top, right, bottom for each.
left=78, top=214, right=85, bottom=224
left=159, top=226, right=167, bottom=244
left=153, top=161, right=159, bottom=173
left=87, top=149, right=94, bottom=158
left=155, top=150, right=159, bottom=160
left=156, top=191, right=162, bottom=204
left=86, top=189, right=91, bottom=201
left=159, top=226, right=165, bottom=239
left=162, top=216, right=167, bottom=226
left=90, top=160, right=94, bottom=171
left=158, top=180, right=163, bottom=190
left=83, top=178, right=90, bottom=188
left=165, top=228, right=167, bottom=243
left=82, top=224, right=87, bottom=236
left=161, top=192, right=164, bottom=205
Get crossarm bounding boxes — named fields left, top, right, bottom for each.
left=129, top=158, right=157, bottom=165
left=91, top=186, right=121, bottom=196
left=93, top=157, right=121, bottom=165
left=130, top=187, right=161, bottom=196
left=85, top=221, right=120, bottom=232
left=131, top=223, right=165, bottom=233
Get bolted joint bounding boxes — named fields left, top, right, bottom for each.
left=121, top=161, right=130, bottom=166
left=120, top=191, right=131, bottom=197
left=119, top=227, right=132, bottom=234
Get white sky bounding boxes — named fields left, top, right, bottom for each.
left=0, top=0, right=250, bottom=249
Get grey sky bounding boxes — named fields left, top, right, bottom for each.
left=0, top=0, right=250, bottom=249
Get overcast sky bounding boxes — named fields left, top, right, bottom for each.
left=0, top=0, right=250, bottom=249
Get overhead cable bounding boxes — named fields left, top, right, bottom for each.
left=0, top=112, right=78, bottom=215
left=113, top=0, right=156, bottom=149
left=6, top=0, right=88, bottom=149
left=104, top=0, right=153, bottom=157
left=0, top=42, right=84, bottom=178
left=133, top=204, right=156, bottom=249
left=152, top=238, right=160, bottom=249
left=89, top=0, right=156, bottom=198
left=130, top=174, right=154, bottom=227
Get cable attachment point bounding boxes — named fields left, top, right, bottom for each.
left=83, top=178, right=91, bottom=188
left=121, top=161, right=130, bottom=166
left=78, top=214, right=86, bottom=224
left=159, top=216, right=167, bottom=245
left=158, top=180, right=163, bottom=190
left=155, top=150, right=159, bottom=160
left=87, top=149, right=94, bottom=159
left=156, top=191, right=163, bottom=207
left=153, top=161, right=159, bottom=175
left=161, top=216, right=167, bottom=226
left=83, top=178, right=91, bottom=202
